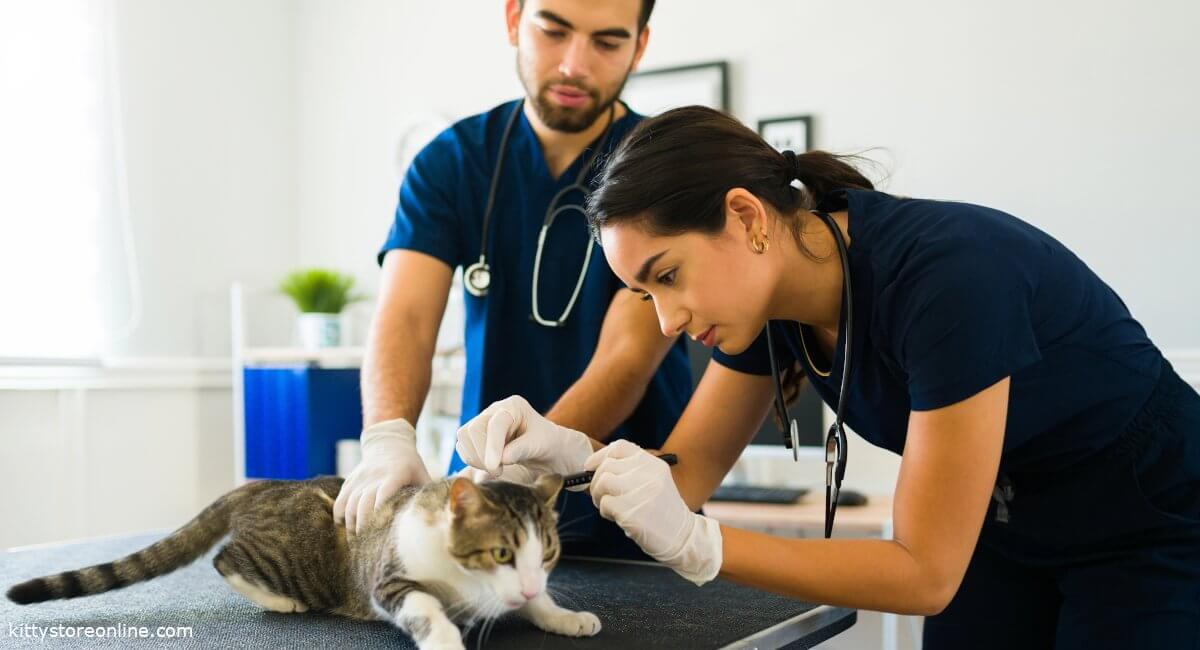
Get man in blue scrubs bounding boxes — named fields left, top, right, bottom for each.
left=333, top=0, right=692, bottom=559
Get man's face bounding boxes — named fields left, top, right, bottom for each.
left=507, top=0, right=649, bottom=133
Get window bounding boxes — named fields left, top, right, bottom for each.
left=0, top=0, right=137, bottom=361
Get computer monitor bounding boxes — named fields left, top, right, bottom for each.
left=686, top=338, right=827, bottom=461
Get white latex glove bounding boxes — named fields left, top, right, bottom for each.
left=455, top=395, right=594, bottom=485
left=334, top=418, right=431, bottom=536
left=586, top=440, right=723, bottom=586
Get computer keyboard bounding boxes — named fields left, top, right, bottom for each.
left=709, top=485, right=810, bottom=504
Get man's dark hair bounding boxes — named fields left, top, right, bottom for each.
left=518, top=0, right=656, bottom=33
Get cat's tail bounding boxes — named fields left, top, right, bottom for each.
left=6, top=480, right=275, bottom=604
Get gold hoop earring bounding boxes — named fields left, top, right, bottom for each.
left=752, top=232, right=770, bottom=254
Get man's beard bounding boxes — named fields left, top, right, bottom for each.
left=518, top=57, right=632, bottom=134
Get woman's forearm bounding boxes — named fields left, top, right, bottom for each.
left=671, top=456, right=732, bottom=511
left=719, top=525, right=951, bottom=616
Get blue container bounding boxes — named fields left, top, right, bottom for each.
left=242, top=366, right=362, bottom=480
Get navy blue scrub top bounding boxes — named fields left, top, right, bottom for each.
left=380, top=100, right=692, bottom=473
left=714, top=189, right=1164, bottom=473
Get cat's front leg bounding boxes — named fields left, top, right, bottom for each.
left=518, top=592, right=601, bottom=637
left=372, top=577, right=464, bottom=650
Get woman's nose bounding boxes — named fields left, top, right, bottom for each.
left=654, top=301, right=688, bottom=338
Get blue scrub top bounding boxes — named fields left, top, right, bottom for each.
left=380, top=99, right=692, bottom=474
left=715, top=189, right=1163, bottom=473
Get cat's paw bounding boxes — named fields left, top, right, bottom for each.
left=416, top=629, right=466, bottom=650
left=535, top=609, right=602, bottom=637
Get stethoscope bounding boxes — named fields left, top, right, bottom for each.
left=765, top=204, right=852, bottom=539
left=463, top=99, right=617, bottom=328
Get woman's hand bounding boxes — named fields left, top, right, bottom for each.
left=586, top=440, right=723, bottom=585
left=456, top=395, right=595, bottom=481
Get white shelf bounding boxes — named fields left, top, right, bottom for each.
left=229, top=282, right=468, bottom=486
left=239, top=346, right=366, bottom=368
left=238, top=344, right=466, bottom=369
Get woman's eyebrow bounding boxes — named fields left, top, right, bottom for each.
left=635, top=250, right=668, bottom=283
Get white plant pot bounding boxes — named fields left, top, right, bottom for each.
left=297, top=313, right=342, bottom=350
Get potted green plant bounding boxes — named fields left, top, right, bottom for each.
left=279, top=268, right=365, bottom=349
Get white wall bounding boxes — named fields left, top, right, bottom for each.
left=0, top=365, right=233, bottom=549
left=288, top=0, right=1200, bottom=497
left=293, top=0, right=522, bottom=289
left=0, top=0, right=296, bottom=547
left=13, top=0, right=1195, bottom=536
left=293, top=0, right=1199, bottom=347
left=108, top=0, right=299, bottom=357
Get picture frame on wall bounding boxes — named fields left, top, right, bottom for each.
left=758, top=115, right=813, bottom=153
left=620, top=60, right=729, bottom=116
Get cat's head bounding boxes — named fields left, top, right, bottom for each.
left=446, top=474, right=562, bottom=610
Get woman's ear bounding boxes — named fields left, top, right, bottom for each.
left=724, top=188, right=768, bottom=251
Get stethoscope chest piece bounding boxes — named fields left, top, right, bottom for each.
left=464, top=257, right=491, bottom=297
left=789, top=418, right=801, bottom=461
left=466, top=99, right=615, bottom=324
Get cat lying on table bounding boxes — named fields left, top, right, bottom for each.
left=6, top=473, right=600, bottom=650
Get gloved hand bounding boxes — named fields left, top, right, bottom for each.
left=586, top=440, right=723, bottom=586
left=455, top=396, right=594, bottom=486
left=333, top=418, right=431, bottom=536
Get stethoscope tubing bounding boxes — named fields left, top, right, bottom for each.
left=465, top=99, right=616, bottom=328
left=768, top=208, right=853, bottom=539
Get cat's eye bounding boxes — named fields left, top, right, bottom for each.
left=491, top=547, right=513, bottom=564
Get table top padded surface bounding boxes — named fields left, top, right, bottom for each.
left=2, top=533, right=854, bottom=649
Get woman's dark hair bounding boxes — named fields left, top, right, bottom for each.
left=586, top=104, right=875, bottom=420
left=587, top=105, right=873, bottom=241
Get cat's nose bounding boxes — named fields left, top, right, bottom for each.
left=521, top=587, right=539, bottom=600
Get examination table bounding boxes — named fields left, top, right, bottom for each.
left=1, top=532, right=855, bottom=648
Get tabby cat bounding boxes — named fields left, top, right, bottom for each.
left=6, top=474, right=600, bottom=649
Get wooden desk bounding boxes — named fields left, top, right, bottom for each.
left=703, top=494, right=910, bottom=650
left=704, top=493, right=893, bottom=537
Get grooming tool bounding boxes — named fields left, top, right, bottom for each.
left=562, top=453, right=678, bottom=489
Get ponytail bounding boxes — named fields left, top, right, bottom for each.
left=587, top=105, right=873, bottom=239
left=782, top=149, right=874, bottom=211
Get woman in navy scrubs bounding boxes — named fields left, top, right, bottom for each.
left=459, top=105, right=1200, bottom=648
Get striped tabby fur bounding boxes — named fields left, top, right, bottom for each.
left=6, top=474, right=601, bottom=650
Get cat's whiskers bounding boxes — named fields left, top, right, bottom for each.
left=554, top=534, right=592, bottom=548
left=475, top=595, right=506, bottom=650
left=442, top=597, right=474, bottom=625
left=555, top=512, right=596, bottom=533
left=547, top=584, right=585, bottom=611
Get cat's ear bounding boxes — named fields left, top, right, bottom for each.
left=532, top=473, right=563, bottom=507
left=449, top=477, right=484, bottom=517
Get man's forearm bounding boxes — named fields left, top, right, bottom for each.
left=545, top=289, right=675, bottom=441
left=361, top=312, right=438, bottom=429
left=545, top=357, right=655, bottom=441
